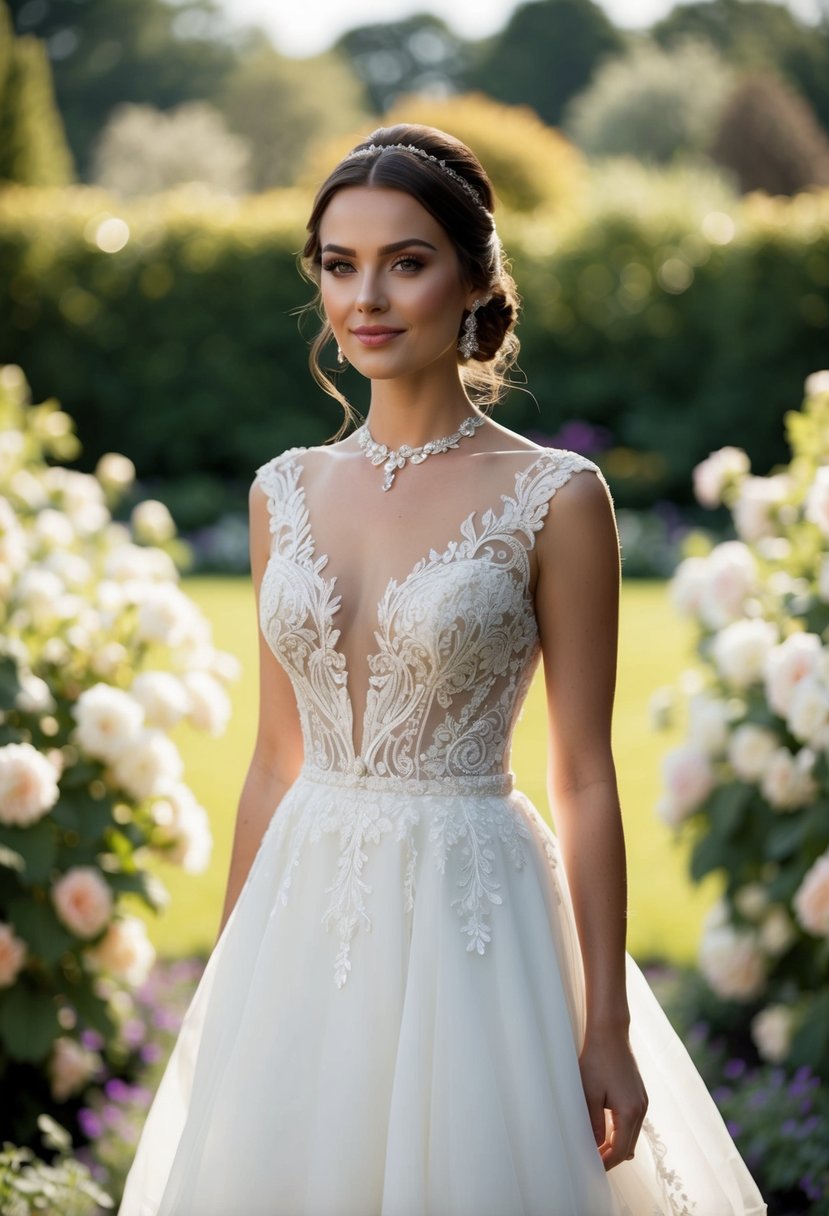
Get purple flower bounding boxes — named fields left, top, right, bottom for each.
left=101, top=1102, right=123, bottom=1129
left=122, top=1017, right=147, bottom=1048
left=104, top=1077, right=131, bottom=1102
left=140, top=1042, right=163, bottom=1064
left=724, top=1058, right=747, bottom=1080
left=77, top=1107, right=103, bottom=1139
left=153, top=1007, right=182, bottom=1032
left=80, top=1029, right=104, bottom=1051
left=712, top=1086, right=732, bottom=1105
left=726, top=1120, right=743, bottom=1139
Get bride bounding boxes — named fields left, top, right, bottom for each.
left=119, top=125, right=766, bottom=1215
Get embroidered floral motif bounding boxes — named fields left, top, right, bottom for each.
left=643, top=1118, right=695, bottom=1215
left=254, top=446, right=603, bottom=984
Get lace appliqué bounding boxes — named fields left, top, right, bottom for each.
left=642, top=1118, right=695, bottom=1215
left=254, top=446, right=603, bottom=985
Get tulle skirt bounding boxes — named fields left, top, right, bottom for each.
left=118, top=771, right=766, bottom=1216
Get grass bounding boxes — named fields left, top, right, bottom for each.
left=134, top=577, right=717, bottom=964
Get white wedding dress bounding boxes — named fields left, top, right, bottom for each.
left=119, top=446, right=766, bottom=1216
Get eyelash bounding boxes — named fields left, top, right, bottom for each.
left=321, top=255, right=426, bottom=276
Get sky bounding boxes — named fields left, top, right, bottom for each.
left=214, top=0, right=822, bottom=57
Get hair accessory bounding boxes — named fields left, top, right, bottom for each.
left=356, top=413, right=485, bottom=491
left=343, top=143, right=489, bottom=212
left=458, top=296, right=491, bottom=359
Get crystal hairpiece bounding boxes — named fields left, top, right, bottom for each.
left=343, top=142, right=489, bottom=213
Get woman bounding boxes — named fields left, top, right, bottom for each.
left=119, top=125, right=766, bottom=1215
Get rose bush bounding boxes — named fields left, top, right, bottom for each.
left=658, top=371, right=829, bottom=1082
left=0, top=365, right=237, bottom=1147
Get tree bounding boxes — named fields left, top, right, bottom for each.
left=465, top=0, right=624, bottom=127
left=653, top=0, right=829, bottom=135
left=710, top=71, right=829, bottom=194
left=6, top=0, right=238, bottom=179
left=0, top=0, right=73, bottom=185
left=336, top=14, right=470, bottom=114
left=217, top=45, right=368, bottom=191
left=92, top=101, right=251, bottom=196
left=563, top=39, right=734, bottom=164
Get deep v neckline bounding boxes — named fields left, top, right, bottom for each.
left=282, top=448, right=546, bottom=761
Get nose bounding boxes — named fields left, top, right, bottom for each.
left=355, top=270, right=387, bottom=314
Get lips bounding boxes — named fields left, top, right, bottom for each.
left=350, top=326, right=405, bottom=347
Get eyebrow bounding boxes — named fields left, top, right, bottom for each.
left=321, top=238, right=438, bottom=256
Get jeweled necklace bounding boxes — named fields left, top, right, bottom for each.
left=356, top=414, right=485, bottom=492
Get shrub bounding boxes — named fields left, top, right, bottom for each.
left=563, top=38, right=734, bottom=164
left=0, top=1114, right=113, bottom=1214
left=710, top=71, right=829, bottom=195
left=657, top=371, right=829, bottom=1086
left=0, top=365, right=237, bottom=1148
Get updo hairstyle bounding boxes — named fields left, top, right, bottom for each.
left=301, top=124, right=521, bottom=434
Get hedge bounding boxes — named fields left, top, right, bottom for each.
left=0, top=181, right=827, bottom=518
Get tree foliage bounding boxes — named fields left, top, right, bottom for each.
left=0, top=0, right=73, bottom=186
left=710, top=71, right=829, bottom=195
left=465, top=0, right=624, bottom=127
left=563, top=38, right=734, bottom=164
left=336, top=14, right=469, bottom=113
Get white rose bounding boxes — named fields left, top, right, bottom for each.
left=733, top=474, right=789, bottom=543
left=700, top=542, right=758, bottom=629
left=131, top=499, right=176, bottom=544
left=209, top=649, right=242, bottom=684
left=72, top=684, right=145, bottom=763
left=96, top=452, right=135, bottom=491
left=0, top=742, right=60, bottom=827
left=42, top=549, right=92, bottom=590
left=805, top=465, right=829, bottom=538
left=14, top=672, right=56, bottom=715
left=110, top=730, right=183, bottom=801
left=104, top=543, right=177, bottom=584
left=764, top=632, right=822, bottom=717
left=805, top=370, right=829, bottom=397
left=657, top=745, right=716, bottom=827
left=751, top=1004, right=794, bottom=1063
left=85, top=916, right=155, bottom=987
left=49, top=1035, right=102, bottom=1101
left=712, top=618, right=778, bottom=689
left=761, top=746, right=816, bottom=812
left=727, top=723, right=779, bottom=782
left=135, top=584, right=202, bottom=648
left=131, top=671, right=190, bottom=730
left=13, top=567, right=65, bottom=625
left=759, top=906, right=797, bottom=956
left=32, top=507, right=75, bottom=549
left=89, top=641, right=129, bottom=680
left=699, top=917, right=766, bottom=1001
left=181, top=670, right=231, bottom=736
left=152, top=784, right=213, bottom=873
left=793, top=849, right=829, bottom=937
left=671, top=556, right=709, bottom=619
left=687, top=694, right=730, bottom=755
left=692, top=446, right=750, bottom=507
left=786, top=675, right=829, bottom=745
left=0, top=922, right=28, bottom=987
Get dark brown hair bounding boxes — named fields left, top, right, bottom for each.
left=301, top=123, right=521, bottom=435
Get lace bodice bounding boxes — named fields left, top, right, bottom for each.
left=255, top=446, right=603, bottom=789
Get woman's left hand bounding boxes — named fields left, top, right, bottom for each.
left=578, top=1029, right=649, bottom=1171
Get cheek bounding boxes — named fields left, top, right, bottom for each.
left=408, top=274, right=465, bottom=326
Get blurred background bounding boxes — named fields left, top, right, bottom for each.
left=2, top=0, right=829, bottom=574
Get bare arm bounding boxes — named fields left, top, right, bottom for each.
left=215, top=478, right=304, bottom=942
left=534, top=467, right=647, bottom=1170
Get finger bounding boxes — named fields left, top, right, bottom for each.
left=600, top=1109, right=642, bottom=1170
left=586, top=1097, right=608, bottom=1148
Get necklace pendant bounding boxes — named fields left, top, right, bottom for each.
left=382, top=468, right=395, bottom=491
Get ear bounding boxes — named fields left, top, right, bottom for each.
left=464, top=288, right=492, bottom=313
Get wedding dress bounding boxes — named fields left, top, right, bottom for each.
left=119, top=446, right=766, bottom=1216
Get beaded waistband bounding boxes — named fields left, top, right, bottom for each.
left=298, top=762, right=514, bottom=798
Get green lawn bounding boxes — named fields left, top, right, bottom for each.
left=134, top=578, right=717, bottom=964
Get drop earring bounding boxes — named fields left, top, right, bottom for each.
left=336, top=344, right=346, bottom=366
left=458, top=296, right=489, bottom=359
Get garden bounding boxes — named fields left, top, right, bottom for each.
left=2, top=0, right=829, bottom=1211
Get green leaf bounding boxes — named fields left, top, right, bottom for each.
left=107, top=869, right=169, bottom=912
left=790, top=990, right=829, bottom=1071
left=56, top=788, right=114, bottom=840
left=68, top=975, right=116, bottom=1039
left=0, top=654, right=22, bottom=710
left=708, top=783, right=751, bottom=838
left=690, top=831, right=728, bottom=882
left=7, top=897, right=75, bottom=965
left=0, top=983, right=60, bottom=1063
left=0, top=820, right=57, bottom=884
left=767, top=813, right=811, bottom=861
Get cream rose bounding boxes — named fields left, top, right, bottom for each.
left=692, top=446, right=750, bottom=508
left=764, top=632, right=822, bottom=718
left=52, top=867, right=114, bottom=939
left=699, top=918, right=766, bottom=1001
left=687, top=694, right=730, bottom=756
left=110, top=730, right=183, bottom=801
left=786, top=675, right=829, bottom=745
left=700, top=542, right=757, bottom=629
left=793, top=850, right=829, bottom=937
left=712, top=618, right=778, bottom=690
left=131, top=499, right=176, bottom=544
left=658, top=745, right=716, bottom=827
left=761, top=746, right=816, bottom=812
left=152, top=784, right=213, bottom=873
left=727, top=724, right=779, bottom=782
left=760, top=906, right=797, bottom=956
left=0, top=922, right=27, bottom=987
left=805, top=465, right=829, bottom=538
left=72, top=683, right=145, bottom=763
left=733, top=474, right=788, bottom=543
left=85, top=916, right=155, bottom=987
left=131, top=671, right=190, bottom=730
left=181, top=670, right=231, bottom=736
left=0, top=742, right=60, bottom=827
left=751, top=1004, right=794, bottom=1064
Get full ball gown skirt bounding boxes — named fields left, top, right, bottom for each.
left=118, top=447, right=766, bottom=1216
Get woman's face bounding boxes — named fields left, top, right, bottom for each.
left=318, top=186, right=478, bottom=381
